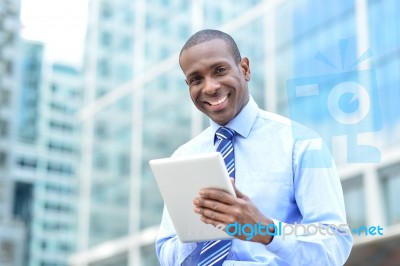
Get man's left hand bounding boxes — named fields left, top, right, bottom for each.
left=193, top=181, right=274, bottom=244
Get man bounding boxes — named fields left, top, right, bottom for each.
left=156, top=29, right=353, bottom=265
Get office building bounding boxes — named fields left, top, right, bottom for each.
left=13, top=53, right=82, bottom=265
left=11, top=40, right=82, bottom=266
left=0, top=0, right=25, bottom=265
left=71, top=0, right=400, bottom=265
left=2, top=0, right=83, bottom=265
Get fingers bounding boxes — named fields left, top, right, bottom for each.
left=199, top=188, right=236, bottom=204
left=193, top=197, right=240, bottom=224
left=193, top=197, right=230, bottom=213
left=198, top=208, right=235, bottom=225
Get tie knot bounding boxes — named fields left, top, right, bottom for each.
left=216, top=127, right=235, bottom=141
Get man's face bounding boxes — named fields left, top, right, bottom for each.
left=179, top=39, right=251, bottom=126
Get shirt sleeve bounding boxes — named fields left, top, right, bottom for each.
left=265, top=137, right=353, bottom=265
left=155, top=206, right=199, bottom=265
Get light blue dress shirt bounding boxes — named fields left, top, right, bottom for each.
left=156, top=97, right=353, bottom=265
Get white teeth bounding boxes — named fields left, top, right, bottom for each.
left=209, top=96, right=228, bottom=106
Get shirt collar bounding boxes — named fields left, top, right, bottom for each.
left=210, top=96, right=258, bottom=139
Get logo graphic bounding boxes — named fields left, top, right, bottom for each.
left=287, top=39, right=382, bottom=166
left=217, top=222, right=384, bottom=241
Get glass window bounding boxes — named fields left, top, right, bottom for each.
left=117, top=153, right=130, bottom=176
left=380, top=164, right=400, bottom=225
left=119, top=36, right=132, bottom=52
left=116, top=64, right=132, bottom=83
left=94, top=152, right=108, bottom=170
left=16, top=157, right=37, bottom=169
left=342, top=175, right=366, bottom=229
left=46, top=162, right=74, bottom=175
left=97, top=59, right=111, bottom=77
left=100, top=3, right=113, bottom=20
left=0, top=89, right=10, bottom=106
left=49, top=120, right=74, bottom=132
left=0, top=119, right=8, bottom=137
left=0, top=184, right=3, bottom=199
left=0, top=151, right=6, bottom=168
left=100, top=31, right=112, bottom=48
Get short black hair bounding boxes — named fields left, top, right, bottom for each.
left=179, top=29, right=242, bottom=64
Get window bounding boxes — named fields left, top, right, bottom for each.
left=4, top=60, right=13, bottom=75
left=47, top=162, right=74, bottom=175
left=0, top=239, right=15, bottom=263
left=119, top=36, right=132, bottom=52
left=101, top=3, right=113, bottom=19
left=44, top=202, right=72, bottom=213
left=51, top=84, right=58, bottom=93
left=45, top=184, right=74, bottom=194
left=116, top=64, right=132, bottom=82
left=118, top=153, right=130, bottom=176
left=16, top=157, right=37, bottom=169
left=94, top=152, right=108, bottom=170
left=49, top=120, right=74, bottom=132
left=100, top=31, right=112, bottom=48
left=40, top=261, right=57, bottom=266
left=0, top=89, right=10, bottom=106
left=97, top=59, right=111, bottom=77
left=47, top=141, right=75, bottom=154
left=342, top=176, right=366, bottom=229
left=41, top=241, right=47, bottom=250
left=0, top=119, right=8, bottom=137
left=380, top=164, right=400, bottom=225
left=58, top=242, right=73, bottom=252
left=0, top=151, right=6, bottom=168
left=95, top=123, right=108, bottom=138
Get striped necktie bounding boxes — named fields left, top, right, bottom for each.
left=198, top=127, right=235, bottom=266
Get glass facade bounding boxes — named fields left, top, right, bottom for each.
left=380, top=164, right=400, bottom=226
left=18, top=42, right=43, bottom=144
left=0, top=1, right=25, bottom=266
left=13, top=60, right=82, bottom=266
left=342, top=176, right=366, bottom=229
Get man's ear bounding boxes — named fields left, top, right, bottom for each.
left=240, top=57, right=251, bottom=81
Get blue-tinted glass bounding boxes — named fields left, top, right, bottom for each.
left=342, top=176, right=366, bottom=228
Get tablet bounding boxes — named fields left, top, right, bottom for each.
left=149, top=152, right=236, bottom=243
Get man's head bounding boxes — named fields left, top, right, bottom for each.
left=179, top=29, right=251, bottom=126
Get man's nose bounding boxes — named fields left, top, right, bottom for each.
left=203, top=78, right=220, bottom=94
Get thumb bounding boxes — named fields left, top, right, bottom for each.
left=230, top=178, right=247, bottom=199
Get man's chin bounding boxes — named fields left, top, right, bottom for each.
left=210, top=114, right=232, bottom=126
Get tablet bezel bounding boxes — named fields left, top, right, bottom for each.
left=150, top=152, right=236, bottom=242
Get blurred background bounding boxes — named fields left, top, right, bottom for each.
left=0, top=0, right=399, bottom=265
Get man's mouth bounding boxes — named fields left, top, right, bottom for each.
left=207, top=95, right=228, bottom=106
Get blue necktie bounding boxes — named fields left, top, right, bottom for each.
left=198, top=127, right=235, bottom=266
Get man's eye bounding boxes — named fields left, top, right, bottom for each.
left=189, top=77, right=201, bottom=85
left=216, top=67, right=227, bottom=74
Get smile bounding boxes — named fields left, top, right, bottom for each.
left=208, top=95, right=228, bottom=106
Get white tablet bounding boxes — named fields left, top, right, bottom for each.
left=149, top=152, right=236, bottom=243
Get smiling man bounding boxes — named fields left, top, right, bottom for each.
left=156, top=29, right=353, bottom=265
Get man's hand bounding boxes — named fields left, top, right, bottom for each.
left=193, top=179, right=275, bottom=244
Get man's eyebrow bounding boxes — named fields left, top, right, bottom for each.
left=186, top=60, right=231, bottom=78
left=186, top=70, right=201, bottom=79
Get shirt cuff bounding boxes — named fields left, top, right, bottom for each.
left=264, top=219, right=296, bottom=260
